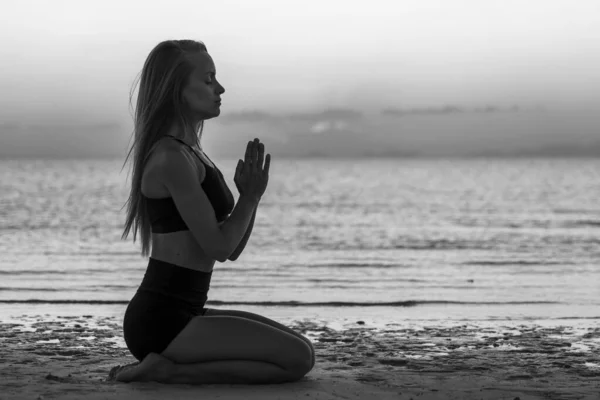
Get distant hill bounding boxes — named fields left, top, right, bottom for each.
left=0, top=122, right=129, bottom=159
left=1, top=107, right=598, bottom=159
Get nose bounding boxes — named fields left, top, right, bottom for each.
left=217, top=82, right=225, bottom=95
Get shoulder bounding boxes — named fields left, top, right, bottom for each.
left=145, top=137, right=181, bottom=164
left=150, top=137, right=206, bottom=181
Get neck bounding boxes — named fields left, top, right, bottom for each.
left=166, top=132, right=201, bottom=149
left=166, top=121, right=203, bottom=149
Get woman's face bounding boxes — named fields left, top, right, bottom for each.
left=181, top=51, right=225, bottom=121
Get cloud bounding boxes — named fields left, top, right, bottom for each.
left=381, top=105, right=526, bottom=117
left=217, top=110, right=279, bottom=124
left=309, top=120, right=349, bottom=134
left=286, top=108, right=364, bottom=122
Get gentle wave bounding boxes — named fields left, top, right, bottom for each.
left=462, top=260, right=574, bottom=266
left=0, top=269, right=116, bottom=275
left=0, top=299, right=563, bottom=306
left=0, top=250, right=139, bottom=256
left=0, top=285, right=131, bottom=291
left=561, top=220, right=600, bottom=228
left=552, top=208, right=600, bottom=215
left=300, top=263, right=409, bottom=269
left=300, top=242, right=493, bottom=251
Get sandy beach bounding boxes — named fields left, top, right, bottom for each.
left=1, top=313, right=599, bottom=400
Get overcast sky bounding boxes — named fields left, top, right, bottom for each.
left=1, top=0, right=599, bottom=157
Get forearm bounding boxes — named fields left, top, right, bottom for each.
left=218, top=195, right=258, bottom=260
left=228, top=206, right=257, bottom=261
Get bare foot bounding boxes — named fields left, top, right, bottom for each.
left=108, top=362, right=139, bottom=381
left=114, top=353, right=174, bottom=383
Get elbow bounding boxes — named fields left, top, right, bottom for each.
left=205, top=246, right=227, bottom=263
left=214, top=254, right=228, bottom=263
left=222, top=249, right=240, bottom=262
left=214, top=247, right=231, bottom=263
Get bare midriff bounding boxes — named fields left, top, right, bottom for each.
left=150, top=231, right=217, bottom=273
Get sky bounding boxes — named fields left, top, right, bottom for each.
left=0, top=0, right=599, bottom=158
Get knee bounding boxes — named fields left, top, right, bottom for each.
left=306, top=340, right=316, bottom=370
left=287, top=359, right=312, bottom=381
left=289, top=344, right=314, bottom=379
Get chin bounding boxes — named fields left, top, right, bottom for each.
left=199, top=110, right=220, bottom=120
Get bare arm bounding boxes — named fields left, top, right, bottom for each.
left=217, top=195, right=259, bottom=260
left=227, top=205, right=257, bottom=261
left=160, top=146, right=257, bottom=262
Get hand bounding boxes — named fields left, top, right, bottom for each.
left=234, top=138, right=271, bottom=201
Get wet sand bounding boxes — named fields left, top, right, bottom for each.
left=0, top=314, right=599, bottom=400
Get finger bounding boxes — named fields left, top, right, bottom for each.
left=263, top=153, right=271, bottom=176
left=257, top=143, right=265, bottom=170
left=245, top=141, right=252, bottom=164
left=235, top=159, right=243, bottom=179
left=251, top=140, right=259, bottom=172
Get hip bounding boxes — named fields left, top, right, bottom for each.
left=125, top=288, right=208, bottom=317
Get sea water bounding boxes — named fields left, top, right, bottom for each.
left=1, top=157, right=599, bottom=325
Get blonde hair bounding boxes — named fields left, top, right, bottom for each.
left=120, top=39, right=207, bottom=257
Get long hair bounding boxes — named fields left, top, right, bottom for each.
left=120, top=39, right=207, bottom=257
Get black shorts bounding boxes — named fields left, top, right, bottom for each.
left=123, top=289, right=210, bottom=361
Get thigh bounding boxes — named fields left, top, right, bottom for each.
left=160, top=315, right=312, bottom=373
left=204, top=308, right=314, bottom=352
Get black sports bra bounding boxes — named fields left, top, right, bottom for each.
left=143, top=136, right=235, bottom=233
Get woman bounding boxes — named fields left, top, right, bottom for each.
left=113, top=40, right=315, bottom=384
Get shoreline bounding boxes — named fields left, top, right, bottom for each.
left=1, top=310, right=599, bottom=399
left=1, top=301, right=598, bottom=325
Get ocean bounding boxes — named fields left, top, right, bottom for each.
left=1, top=156, right=599, bottom=327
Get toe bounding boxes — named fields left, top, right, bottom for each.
left=108, top=362, right=140, bottom=382
left=115, top=364, right=139, bottom=382
left=107, top=365, right=121, bottom=381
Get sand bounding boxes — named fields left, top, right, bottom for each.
left=1, top=314, right=599, bottom=400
